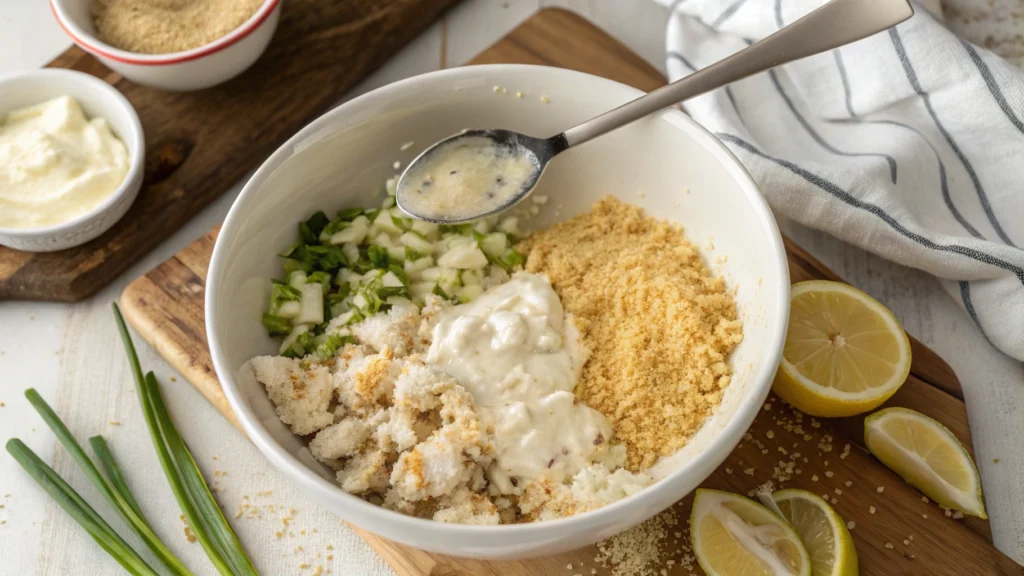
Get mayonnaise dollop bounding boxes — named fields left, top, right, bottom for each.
left=0, top=96, right=130, bottom=229
left=426, top=272, right=627, bottom=493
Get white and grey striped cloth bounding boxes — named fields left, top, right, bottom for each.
left=656, top=0, right=1024, bottom=361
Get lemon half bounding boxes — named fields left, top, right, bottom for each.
left=774, top=281, right=911, bottom=417
left=691, top=488, right=811, bottom=576
left=865, top=407, right=987, bottom=518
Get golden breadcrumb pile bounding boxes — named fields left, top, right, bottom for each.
left=520, top=196, right=743, bottom=470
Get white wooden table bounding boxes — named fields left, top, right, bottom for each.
left=1, top=1, right=1021, bottom=574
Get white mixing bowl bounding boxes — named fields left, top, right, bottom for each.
left=206, top=64, right=790, bottom=560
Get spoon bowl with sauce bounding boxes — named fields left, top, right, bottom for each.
left=397, top=0, right=912, bottom=223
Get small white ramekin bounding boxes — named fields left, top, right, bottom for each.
left=0, top=69, right=145, bottom=252
left=50, top=0, right=281, bottom=92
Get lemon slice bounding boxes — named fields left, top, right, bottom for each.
left=865, top=407, right=987, bottom=518
left=691, top=488, right=811, bottom=576
left=771, top=489, right=858, bottom=576
left=773, top=280, right=911, bottom=417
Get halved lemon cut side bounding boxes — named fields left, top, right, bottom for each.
left=774, top=281, right=911, bottom=417
left=865, top=407, right=987, bottom=518
left=691, top=488, right=811, bottom=576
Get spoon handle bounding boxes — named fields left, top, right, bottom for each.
left=558, top=0, right=913, bottom=148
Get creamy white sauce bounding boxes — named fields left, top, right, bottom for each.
left=0, top=96, right=130, bottom=229
left=399, top=136, right=538, bottom=221
left=426, top=273, right=625, bottom=493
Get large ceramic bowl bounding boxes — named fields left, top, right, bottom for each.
left=206, top=65, right=790, bottom=560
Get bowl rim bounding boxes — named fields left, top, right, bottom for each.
left=49, top=0, right=281, bottom=66
left=207, top=64, right=790, bottom=539
left=0, top=68, right=145, bottom=238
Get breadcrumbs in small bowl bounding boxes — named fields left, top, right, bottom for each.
left=50, top=0, right=282, bottom=91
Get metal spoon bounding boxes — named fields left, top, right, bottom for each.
left=397, top=0, right=913, bottom=223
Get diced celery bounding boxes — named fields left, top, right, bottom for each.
left=410, top=282, right=436, bottom=300
left=261, top=313, right=291, bottom=336
left=480, top=233, right=508, bottom=257
left=410, top=220, right=439, bottom=239
left=352, top=292, right=368, bottom=311
left=473, top=219, right=492, bottom=235
left=438, top=244, right=488, bottom=269
left=277, top=300, right=302, bottom=319
left=329, top=215, right=369, bottom=245
left=306, top=271, right=332, bottom=290
left=268, top=282, right=301, bottom=317
left=457, top=284, right=484, bottom=303
left=381, top=271, right=405, bottom=288
left=438, top=268, right=462, bottom=295
left=497, top=217, right=519, bottom=236
left=390, top=208, right=412, bottom=232
left=404, top=256, right=434, bottom=280
left=286, top=270, right=307, bottom=289
left=461, top=269, right=482, bottom=286
left=335, top=268, right=357, bottom=286
left=279, top=324, right=310, bottom=356
left=400, top=231, right=435, bottom=254
left=314, top=333, right=355, bottom=361
left=500, top=248, right=525, bottom=270
left=295, top=283, right=324, bottom=325
left=342, top=243, right=360, bottom=266
left=372, top=208, right=402, bottom=235
left=420, top=267, right=442, bottom=281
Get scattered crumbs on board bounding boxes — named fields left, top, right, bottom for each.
left=595, top=508, right=694, bottom=575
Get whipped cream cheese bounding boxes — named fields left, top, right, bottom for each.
left=0, top=96, right=129, bottom=229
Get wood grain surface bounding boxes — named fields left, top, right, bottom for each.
left=119, top=8, right=1023, bottom=576
left=0, top=0, right=459, bottom=303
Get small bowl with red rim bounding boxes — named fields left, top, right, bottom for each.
left=50, top=0, right=282, bottom=92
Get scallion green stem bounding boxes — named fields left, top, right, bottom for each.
left=89, top=435, right=147, bottom=521
left=113, top=303, right=258, bottom=576
left=5, top=439, right=158, bottom=576
left=23, top=389, right=193, bottom=576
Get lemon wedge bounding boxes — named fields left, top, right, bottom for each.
left=865, top=407, right=987, bottom=518
left=691, top=488, right=811, bottom=576
left=771, top=489, right=858, bottom=576
left=773, top=280, right=911, bottom=417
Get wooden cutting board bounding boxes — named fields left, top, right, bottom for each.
left=119, top=8, right=1024, bottom=576
left=0, top=0, right=459, bottom=303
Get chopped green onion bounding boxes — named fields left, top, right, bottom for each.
left=336, top=207, right=363, bottom=220
left=24, top=389, right=192, bottom=575
left=261, top=313, right=291, bottom=336
left=306, top=271, right=332, bottom=290
left=299, top=211, right=330, bottom=244
left=5, top=439, right=159, bottom=576
left=113, top=304, right=258, bottom=576
left=367, top=245, right=390, bottom=269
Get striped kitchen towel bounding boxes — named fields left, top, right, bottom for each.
left=656, top=0, right=1024, bottom=361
